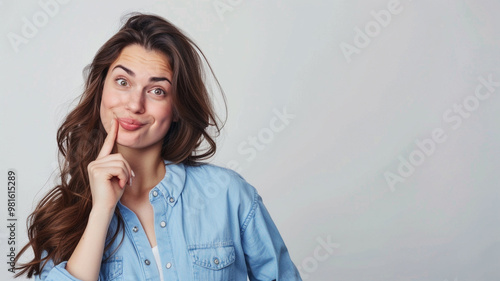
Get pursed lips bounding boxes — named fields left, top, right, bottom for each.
left=117, top=117, right=146, bottom=130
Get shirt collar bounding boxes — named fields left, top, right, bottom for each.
left=151, top=159, right=186, bottom=207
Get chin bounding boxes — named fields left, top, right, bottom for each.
left=117, top=138, right=161, bottom=151
left=116, top=137, right=141, bottom=148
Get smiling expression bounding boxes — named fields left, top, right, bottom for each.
left=100, top=44, right=175, bottom=151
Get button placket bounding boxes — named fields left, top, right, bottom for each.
left=119, top=200, right=164, bottom=280
left=151, top=188, right=178, bottom=279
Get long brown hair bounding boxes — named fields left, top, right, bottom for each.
left=15, top=13, right=225, bottom=278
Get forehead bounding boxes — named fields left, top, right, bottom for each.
left=110, top=44, right=172, bottom=75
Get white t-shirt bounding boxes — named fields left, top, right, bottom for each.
left=152, top=245, right=164, bottom=281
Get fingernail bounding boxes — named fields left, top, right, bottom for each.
left=129, top=177, right=133, bottom=186
left=131, top=170, right=136, bottom=177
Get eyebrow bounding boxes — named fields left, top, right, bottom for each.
left=112, top=64, right=172, bottom=85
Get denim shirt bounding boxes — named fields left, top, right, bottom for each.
left=36, top=160, right=302, bottom=281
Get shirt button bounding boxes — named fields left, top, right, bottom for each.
left=132, top=226, right=138, bottom=232
left=160, top=221, right=166, bottom=228
left=145, top=259, right=151, bottom=265
left=169, top=197, right=175, bottom=203
left=166, top=262, right=172, bottom=269
left=152, top=190, right=158, bottom=197
left=213, top=258, right=219, bottom=265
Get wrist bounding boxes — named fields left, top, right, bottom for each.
left=89, top=205, right=115, bottom=221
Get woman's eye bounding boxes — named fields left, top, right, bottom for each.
left=151, top=88, right=165, bottom=96
left=116, top=78, right=128, bottom=87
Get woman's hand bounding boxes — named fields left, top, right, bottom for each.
left=87, top=118, right=134, bottom=212
left=67, top=118, right=135, bottom=281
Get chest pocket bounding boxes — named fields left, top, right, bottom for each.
left=188, top=243, right=236, bottom=281
left=99, top=255, right=123, bottom=281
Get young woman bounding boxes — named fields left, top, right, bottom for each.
left=15, top=13, right=302, bottom=281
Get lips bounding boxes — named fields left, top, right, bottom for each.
left=117, top=118, right=146, bottom=131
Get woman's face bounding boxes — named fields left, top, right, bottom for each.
left=100, top=44, right=175, bottom=150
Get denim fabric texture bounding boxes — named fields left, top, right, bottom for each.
left=36, top=160, right=302, bottom=281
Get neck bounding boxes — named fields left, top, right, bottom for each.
left=116, top=142, right=165, bottom=198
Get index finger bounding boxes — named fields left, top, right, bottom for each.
left=97, top=118, right=118, bottom=159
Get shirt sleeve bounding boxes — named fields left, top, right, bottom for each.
left=34, top=258, right=82, bottom=281
left=240, top=188, right=303, bottom=281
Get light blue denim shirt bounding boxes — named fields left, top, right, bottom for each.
left=36, top=160, right=302, bottom=281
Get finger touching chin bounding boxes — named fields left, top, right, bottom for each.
left=100, top=114, right=115, bottom=134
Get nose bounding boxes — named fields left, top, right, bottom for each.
left=125, top=89, right=145, bottom=114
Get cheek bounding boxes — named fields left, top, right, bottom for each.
left=153, top=106, right=175, bottom=134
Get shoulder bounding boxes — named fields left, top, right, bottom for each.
left=184, top=163, right=255, bottom=193
left=183, top=163, right=258, bottom=213
left=184, top=162, right=242, bottom=179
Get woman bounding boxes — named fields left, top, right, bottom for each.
left=15, top=13, right=302, bottom=281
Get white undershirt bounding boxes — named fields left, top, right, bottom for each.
left=152, top=245, right=164, bottom=281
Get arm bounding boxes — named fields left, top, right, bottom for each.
left=241, top=189, right=303, bottom=281
left=66, top=118, right=132, bottom=280
left=35, top=118, right=132, bottom=281
left=33, top=209, right=114, bottom=281
left=64, top=207, right=115, bottom=280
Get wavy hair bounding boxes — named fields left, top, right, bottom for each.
left=15, top=13, right=226, bottom=278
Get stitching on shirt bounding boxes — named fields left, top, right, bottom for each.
left=240, top=187, right=259, bottom=236
left=164, top=217, right=179, bottom=278
left=187, top=240, right=234, bottom=249
left=188, top=245, right=236, bottom=269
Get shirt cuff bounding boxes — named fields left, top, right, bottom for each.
left=43, top=261, right=83, bottom=281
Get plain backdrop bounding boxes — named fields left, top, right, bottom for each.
left=1, top=0, right=499, bottom=280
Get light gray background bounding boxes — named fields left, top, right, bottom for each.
left=1, top=0, right=499, bottom=280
